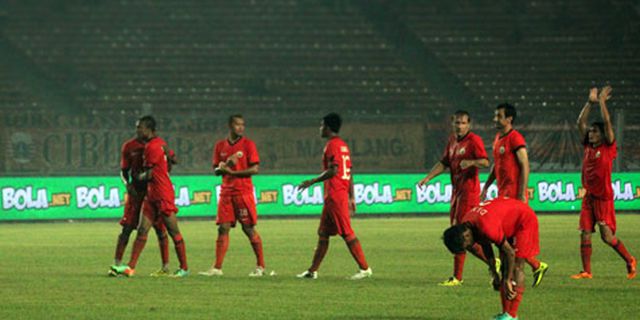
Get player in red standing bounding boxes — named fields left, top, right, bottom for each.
left=480, top=103, right=548, bottom=287
left=109, top=120, right=171, bottom=276
left=571, top=86, right=636, bottom=280
left=199, top=114, right=266, bottom=277
left=111, top=115, right=189, bottom=277
left=443, top=198, right=543, bottom=320
left=296, top=113, right=371, bottom=280
left=418, top=110, right=491, bottom=286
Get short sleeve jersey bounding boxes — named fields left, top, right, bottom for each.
left=440, top=132, right=488, bottom=197
left=143, top=137, right=175, bottom=203
left=463, top=198, right=535, bottom=245
left=582, top=139, right=617, bottom=200
left=323, top=136, right=351, bottom=197
left=120, top=138, right=146, bottom=188
left=213, top=137, right=260, bottom=197
left=492, top=129, right=527, bottom=199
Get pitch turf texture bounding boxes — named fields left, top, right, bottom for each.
left=2, top=215, right=639, bottom=319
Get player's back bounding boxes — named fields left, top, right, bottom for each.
left=121, top=138, right=145, bottom=176
left=144, top=137, right=174, bottom=202
left=467, top=198, right=535, bottom=243
left=323, top=136, right=351, bottom=196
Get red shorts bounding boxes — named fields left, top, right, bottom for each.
left=318, top=193, right=354, bottom=237
left=579, top=195, right=616, bottom=234
left=120, top=190, right=146, bottom=228
left=450, top=194, right=479, bottom=225
left=510, top=214, right=540, bottom=259
left=217, top=193, right=258, bottom=227
left=142, top=198, right=178, bottom=225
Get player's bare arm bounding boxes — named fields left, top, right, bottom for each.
left=460, top=158, right=489, bottom=170
left=418, top=161, right=447, bottom=187
left=499, top=240, right=517, bottom=300
left=515, top=148, right=530, bottom=202
left=480, top=166, right=496, bottom=200
left=598, top=85, right=615, bottom=144
left=577, top=87, right=597, bottom=137
left=480, top=240, right=500, bottom=290
left=137, top=167, right=154, bottom=182
left=120, top=168, right=138, bottom=197
left=297, top=163, right=338, bottom=191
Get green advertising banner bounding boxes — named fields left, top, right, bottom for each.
left=1, top=173, right=639, bottom=221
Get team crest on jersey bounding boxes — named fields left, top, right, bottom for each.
left=236, top=151, right=244, bottom=158
left=595, top=151, right=601, bottom=159
left=340, top=146, right=348, bottom=152
left=221, top=152, right=227, bottom=157
left=499, top=146, right=506, bottom=154
left=458, top=147, right=466, bottom=155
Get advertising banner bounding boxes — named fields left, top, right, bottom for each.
left=1, top=173, right=639, bottom=221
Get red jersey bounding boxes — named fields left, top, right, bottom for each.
left=464, top=198, right=535, bottom=245
left=120, top=137, right=146, bottom=189
left=213, top=136, right=260, bottom=197
left=323, top=136, right=352, bottom=197
left=143, top=137, right=175, bottom=203
left=492, top=129, right=527, bottom=199
left=582, top=140, right=617, bottom=200
left=440, top=132, right=488, bottom=198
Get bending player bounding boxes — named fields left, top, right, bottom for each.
left=443, top=198, right=545, bottom=320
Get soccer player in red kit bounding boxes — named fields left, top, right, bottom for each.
left=480, top=103, right=548, bottom=287
left=572, top=86, right=636, bottom=280
left=108, top=120, right=171, bottom=277
left=199, top=114, right=266, bottom=277
left=443, top=198, right=544, bottom=320
left=111, top=116, right=189, bottom=277
left=296, top=113, right=371, bottom=280
left=418, top=111, right=490, bottom=286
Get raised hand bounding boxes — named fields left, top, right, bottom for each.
left=588, top=87, right=598, bottom=103
left=599, top=86, right=612, bottom=102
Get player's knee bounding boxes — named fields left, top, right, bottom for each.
left=218, top=225, right=230, bottom=235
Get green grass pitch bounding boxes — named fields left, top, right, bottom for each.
left=1, top=215, right=639, bottom=319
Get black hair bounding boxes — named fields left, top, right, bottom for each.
left=323, top=113, right=342, bottom=133
left=443, top=224, right=468, bottom=254
left=228, top=114, right=243, bottom=125
left=454, top=110, right=471, bottom=122
left=591, top=121, right=605, bottom=135
left=496, top=103, right=517, bottom=124
left=138, top=115, right=156, bottom=131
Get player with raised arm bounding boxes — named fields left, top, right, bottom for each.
left=108, top=120, right=171, bottom=277
left=571, top=86, right=636, bottom=280
left=443, top=198, right=543, bottom=320
left=296, top=113, right=371, bottom=280
left=199, top=114, right=266, bottom=277
left=480, top=103, right=548, bottom=287
left=110, top=115, right=189, bottom=277
left=418, top=111, right=491, bottom=286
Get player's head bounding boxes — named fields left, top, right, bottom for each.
left=228, top=114, right=245, bottom=138
left=443, top=224, right=474, bottom=254
left=321, top=113, right=342, bottom=138
left=137, top=115, right=156, bottom=140
left=494, top=103, right=516, bottom=130
left=588, top=121, right=605, bottom=145
left=452, top=110, right=471, bottom=138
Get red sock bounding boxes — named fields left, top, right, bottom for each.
left=309, top=236, right=330, bottom=272
left=611, top=237, right=633, bottom=264
left=526, top=257, right=541, bottom=271
left=507, top=286, right=525, bottom=318
left=172, top=233, right=188, bottom=270
left=581, top=240, right=592, bottom=273
left=115, top=233, right=130, bottom=263
left=345, top=234, right=369, bottom=270
left=159, top=234, right=170, bottom=266
left=454, top=252, right=466, bottom=281
left=128, top=234, right=148, bottom=269
left=250, top=232, right=265, bottom=268
left=469, top=243, right=488, bottom=263
left=499, top=285, right=509, bottom=313
left=215, top=234, right=229, bottom=269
